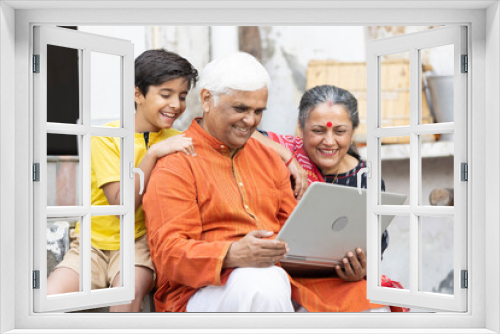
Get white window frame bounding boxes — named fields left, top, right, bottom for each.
left=1, top=1, right=498, bottom=333
left=366, top=26, right=468, bottom=312
left=32, top=25, right=136, bottom=312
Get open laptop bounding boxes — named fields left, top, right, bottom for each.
left=276, top=182, right=407, bottom=277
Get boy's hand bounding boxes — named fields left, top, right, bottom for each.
left=150, top=134, right=196, bottom=159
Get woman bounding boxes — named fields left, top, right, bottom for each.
left=254, top=85, right=405, bottom=301
left=256, top=84, right=388, bottom=254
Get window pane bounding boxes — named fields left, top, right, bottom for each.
left=422, top=44, right=454, bottom=125
left=380, top=51, right=410, bottom=129
left=380, top=136, right=410, bottom=203
left=90, top=52, right=122, bottom=127
left=46, top=217, right=82, bottom=295
left=91, top=215, right=121, bottom=291
left=422, top=136, right=454, bottom=206
left=47, top=134, right=81, bottom=206
left=47, top=44, right=80, bottom=125
left=420, top=215, right=454, bottom=295
left=91, top=136, right=122, bottom=206
left=380, top=215, right=410, bottom=291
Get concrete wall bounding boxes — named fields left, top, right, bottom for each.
left=259, top=26, right=366, bottom=135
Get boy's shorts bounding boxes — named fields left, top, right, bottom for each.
left=56, top=230, right=155, bottom=290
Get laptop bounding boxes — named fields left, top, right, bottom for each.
left=276, top=182, right=407, bottom=277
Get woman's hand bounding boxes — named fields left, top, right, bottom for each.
left=287, top=158, right=308, bottom=200
left=335, top=248, right=367, bottom=282
left=149, top=134, right=196, bottom=159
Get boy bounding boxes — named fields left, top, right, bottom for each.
left=47, top=49, right=198, bottom=312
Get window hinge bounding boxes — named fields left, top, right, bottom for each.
left=33, top=54, right=40, bottom=73
left=33, top=163, right=40, bottom=182
left=461, top=162, right=468, bottom=181
left=33, top=270, right=40, bottom=289
left=461, top=270, right=468, bottom=289
left=461, top=54, right=468, bottom=73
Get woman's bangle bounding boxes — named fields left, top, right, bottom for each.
left=285, top=151, right=297, bottom=167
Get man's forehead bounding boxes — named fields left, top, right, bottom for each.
left=222, top=87, right=268, bottom=99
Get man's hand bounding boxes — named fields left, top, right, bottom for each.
left=335, top=248, right=367, bottom=282
left=149, top=134, right=196, bottom=159
left=287, top=158, right=308, bottom=200
left=223, top=230, right=288, bottom=268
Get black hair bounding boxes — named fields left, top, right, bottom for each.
left=135, top=49, right=198, bottom=98
left=298, top=85, right=360, bottom=159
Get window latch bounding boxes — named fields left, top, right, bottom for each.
left=357, top=162, right=371, bottom=195
left=129, top=162, right=144, bottom=195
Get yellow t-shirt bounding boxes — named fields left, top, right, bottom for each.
left=75, top=120, right=181, bottom=250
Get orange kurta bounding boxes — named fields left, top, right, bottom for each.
left=143, top=119, right=385, bottom=312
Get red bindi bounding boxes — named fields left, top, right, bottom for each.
left=328, top=101, right=333, bottom=107
left=326, top=121, right=333, bottom=128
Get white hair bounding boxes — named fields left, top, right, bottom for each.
left=199, top=52, right=271, bottom=104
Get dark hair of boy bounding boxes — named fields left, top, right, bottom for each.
left=135, top=49, right=199, bottom=101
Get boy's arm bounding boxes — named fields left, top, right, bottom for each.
left=252, top=130, right=292, bottom=163
left=103, top=134, right=196, bottom=211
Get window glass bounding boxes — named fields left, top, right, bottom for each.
left=420, top=215, right=454, bottom=295
left=91, top=215, right=122, bottom=291
left=91, top=136, right=122, bottom=206
left=380, top=51, right=410, bottom=129
left=47, top=44, right=80, bottom=126
left=380, top=135, right=410, bottom=204
left=380, top=214, right=410, bottom=292
left=90, top=52, right=122, bottom=127
left=422, top=136, right=454, bottom=206
left=47, top=133, right=81, bottom=206
left=422, top=44, right=454, bottom=125
left=46, top=216, right=82, bottom=295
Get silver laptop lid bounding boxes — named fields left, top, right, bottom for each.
left=276, top=182, right=407, bottom=267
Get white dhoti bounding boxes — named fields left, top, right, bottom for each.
left=186, top=265, right=391, bottom=313
left=186, top=266, right=294, bottom=312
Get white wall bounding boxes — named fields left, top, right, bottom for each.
left=0, top=2, right=16, bottom=333
left=485, top=2, right=500, bottom=332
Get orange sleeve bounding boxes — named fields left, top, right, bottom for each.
left=274, top=151, right=297, bottom=228
left=143, top=154, right=232, bottom=288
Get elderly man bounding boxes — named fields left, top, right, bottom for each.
left=143, top=52, right=396, bottom=313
